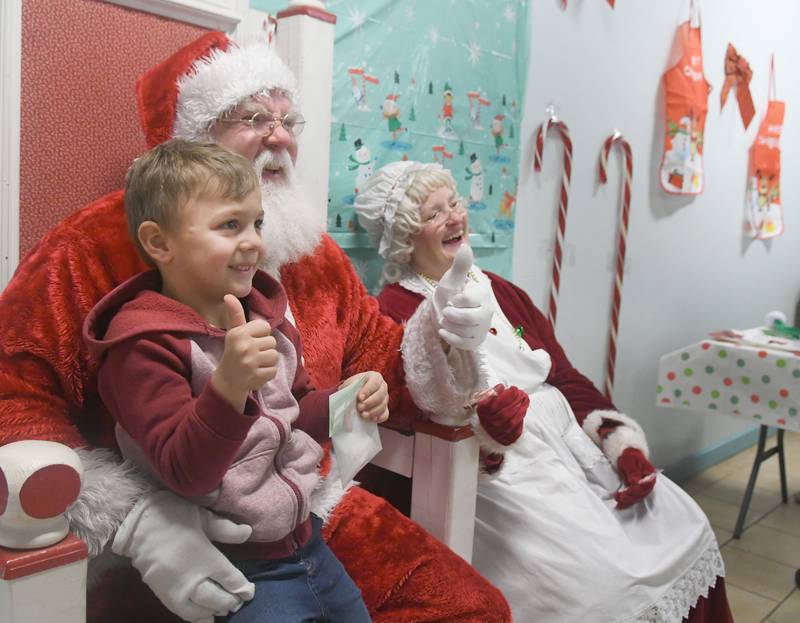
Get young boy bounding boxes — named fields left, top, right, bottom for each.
left=84, top=139, right=385, bottom=622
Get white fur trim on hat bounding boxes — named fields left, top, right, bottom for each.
left=582, top=409, right=649, bottom=466
left=355, top=161, right=443, bottom=257
left=174, top=43, right=298, bottom=141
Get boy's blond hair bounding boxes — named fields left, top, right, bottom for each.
left=125, top=139, right=259, bottom=263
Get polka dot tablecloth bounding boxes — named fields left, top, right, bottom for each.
left=657, top=338, right=800, bottom=431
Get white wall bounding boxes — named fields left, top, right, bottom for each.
left=514, top=0, right=800, bottom=469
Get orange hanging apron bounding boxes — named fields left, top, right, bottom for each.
left=745, top=57, right=785, bottom=239
left=659, top=1, right=711, bottom=195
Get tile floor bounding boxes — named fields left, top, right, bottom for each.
left=679, top=430, right=800, bottom=622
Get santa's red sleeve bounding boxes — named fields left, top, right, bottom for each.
left=329, top=241, right=406, bottom=385
left=280, top=236, right=407, bottom=403
left=376, top=284, right=428, bottom=431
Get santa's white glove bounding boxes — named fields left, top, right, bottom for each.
left=433, top=245, right=493, bottom=351
left=111, top=490, right=255, bottom=622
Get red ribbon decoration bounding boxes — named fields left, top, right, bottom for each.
left=720, top=43, right=755, bottom=129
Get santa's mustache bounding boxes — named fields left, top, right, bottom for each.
left=253, top=149, right=294, bottom=185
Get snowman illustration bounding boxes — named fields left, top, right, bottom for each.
left=464, top=153, right=484, bottom=206
left=348, top=138, right=373, bottom=195
left=662, top=114, right=704, bottom=192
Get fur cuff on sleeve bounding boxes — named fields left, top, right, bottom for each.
left=467, top=411, right=523, bottom=455
left=67, top=448, right=157, bottom=557
left=310, top=454, right=355, bottom=525
left=401, top=298, right=488, bottom=425
left=582, top=410, right=649, bottom=466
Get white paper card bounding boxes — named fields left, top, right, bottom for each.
left=328, top=374, right=383, bottom=487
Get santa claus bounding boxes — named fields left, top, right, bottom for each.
left=0, top=32, right=509, bottom=623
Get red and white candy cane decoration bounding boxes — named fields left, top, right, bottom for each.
left=533, top=116, right=572, bottom=328
left=598, top=131, right=633, bottom=400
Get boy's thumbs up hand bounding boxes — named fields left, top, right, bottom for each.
left=212, top=295, right=279, bottom=410
left=223, top=294, right=272, bottom=340
left=223, top=294, right=247, bottom=329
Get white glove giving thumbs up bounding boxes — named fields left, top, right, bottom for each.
left=432, top=245, right=494, bottom=351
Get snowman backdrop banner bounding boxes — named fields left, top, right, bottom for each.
left=254, top=0, right=531, bottom=289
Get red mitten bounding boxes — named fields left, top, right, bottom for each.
left=614, top=447, right=657, bottom=509
left=474, top=384, right=530, bottom=447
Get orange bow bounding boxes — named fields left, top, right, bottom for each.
left=721, top=43, right=755, bottom=129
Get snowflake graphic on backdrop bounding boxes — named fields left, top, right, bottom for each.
left=465, top=41, right=482, bottom=65
left=348, top=7, right=366, bottom=30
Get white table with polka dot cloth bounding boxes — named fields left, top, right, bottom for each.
left=657, top=334, right=800, bottom=432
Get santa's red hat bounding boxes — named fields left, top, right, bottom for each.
left=136, top=31, right=298, bottom=148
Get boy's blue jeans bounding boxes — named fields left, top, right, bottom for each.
left=225, top=515, right=371, bottom=623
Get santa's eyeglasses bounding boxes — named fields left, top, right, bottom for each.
left=216, top=111, right=306, bottom=138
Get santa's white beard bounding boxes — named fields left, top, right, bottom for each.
left=254, top=150, right=325, bottom=275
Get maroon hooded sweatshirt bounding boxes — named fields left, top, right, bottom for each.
left=84, top=269, right=334, bottom=559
